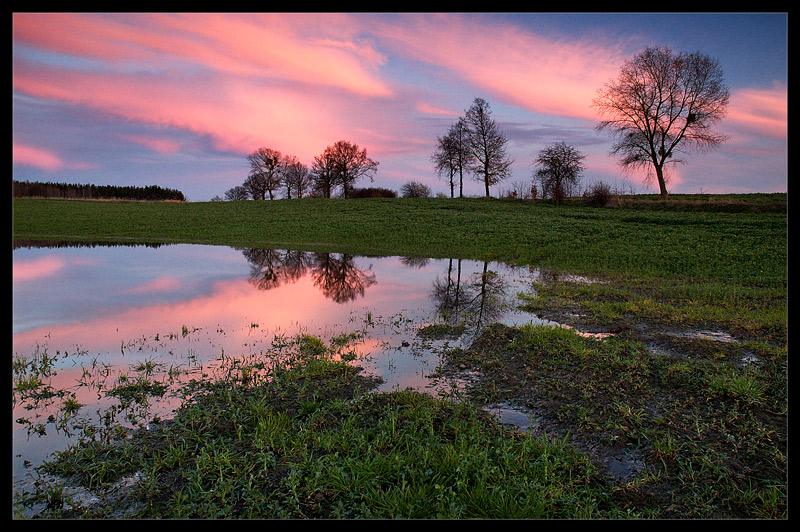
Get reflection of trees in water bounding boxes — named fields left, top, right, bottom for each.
left=399, top=256, right=430, bottom=269
left=431, top=258, right=507, bottom=336
left=239, top=248, right=376, bottom=304
left=310, top=253, right=376, bottom=303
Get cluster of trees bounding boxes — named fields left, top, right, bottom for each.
left=432, top=46, right=729, bottom=201
left=13, top=180, right=186, bottom=201
left=431, top=98, right=586, bottom=202
left=222, top=140, right=379, bottom=201
left=220, top=46, right=728, bottom=203
left=431, top=98, right=513, bottom=198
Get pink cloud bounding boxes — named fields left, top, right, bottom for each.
left=726, top=83, right=787, bottom=139
left=12, top=13, right=400, bottom=162
left=13, top=256, right=66, bottom=282
left=13, top=142, right=65, bottom=170
left=370, top=14, right=627, bottom=121
left=415, top=101, right=459, bottom=116
left=118, top=134, right=182, bottom=154
left=13, top=13, right=392, bottom=98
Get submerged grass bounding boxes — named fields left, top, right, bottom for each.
left=25, top=336, right=620, bottom=519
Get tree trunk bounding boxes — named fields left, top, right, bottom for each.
left=655, top=164, right=669, bottom=199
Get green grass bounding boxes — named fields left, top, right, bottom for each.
left=12, top=195, right=786, bottom=281
left=12, top=194, right=787, bottom=519
left=439, top=322, right=786, bottom=518
left=29, top=336, right=622, bottom=519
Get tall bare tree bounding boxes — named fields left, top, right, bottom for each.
left=431, top=131, right=457, bottom=198
left=246, top=147, right=283, bottom=200
left=464, top=98, right=513, bottom=197
left=432, top=117, right=473, bottom=198
left=594, top=46, right=729, bottom=199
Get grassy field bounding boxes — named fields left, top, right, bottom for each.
left=12, top=194, right=787, bottom=518
left=12, top=194, right=786, bottom=278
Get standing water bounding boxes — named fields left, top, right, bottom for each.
left=13, top=241, right=547, bottom=498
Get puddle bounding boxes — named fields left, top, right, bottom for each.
left=604, top=448, right=648, bottom=483
left=664, top=329, right=739, bottom=343
left=484, top=404, right=540, bottom=433
left=12, top=241, right=548, bottom=497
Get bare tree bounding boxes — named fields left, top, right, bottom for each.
left=431, top=131, right=457, bottom=198
left=325, top=140, right=379, bottom=199
left=594, top=46, right=729, bottom=199
left=464, top=98, right=513, bottom=197
left=311, top=149, right=341, bottom=198
left=246, top=147, right=283, bottom=200
left=431, top=117, right=473, bottom=198
left=534, top=142, right=586, bottom=202
left=281, top=155, right=312, bottom=199
left=224, top=185, right=249, bottom=201
left=401, top=180, right=432, bottom=198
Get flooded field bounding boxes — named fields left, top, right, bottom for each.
left=13, top=241, right=551, bottom=496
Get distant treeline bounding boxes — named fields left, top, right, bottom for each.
left=13, top=180, right=186, bottom=201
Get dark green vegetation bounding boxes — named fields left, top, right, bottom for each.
left=13, top=180, right=186, bottom=202
left=12, top=194, right=787, bottom=518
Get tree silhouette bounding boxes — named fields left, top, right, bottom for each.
left=594, top=47, right=729, bottom=199
left=310, top=253, right=377, bottom=303
left=464, top=98, right=513, bottom=197
left=246, top=147, right=283, bottom=200
left=432, top=118, right=474, bottom=198
left=534, top=142, right=586, bottom=202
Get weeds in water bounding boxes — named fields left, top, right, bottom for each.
left=19, top=334, right=622, bottom=519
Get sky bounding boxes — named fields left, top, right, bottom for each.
left=12, top=12, right=788, bottom=201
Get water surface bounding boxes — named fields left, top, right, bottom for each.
left=13, top=241, right=545, bottom=495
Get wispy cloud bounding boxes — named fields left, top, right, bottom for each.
left=13, top=142, right=94, bottom=171
left=13, top=143, right=66, bottom=170
left=369, top=14, right=628, bottom=120
left=726, top=82, right=787, bottom=140
left=11, top=13, right=787, bottom=196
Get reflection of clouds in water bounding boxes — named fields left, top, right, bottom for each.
left=13, top=255, right=67, bottom=281
left=12, top=242, right=543, bottom=495
left=12, top=242, right=537, bottom=367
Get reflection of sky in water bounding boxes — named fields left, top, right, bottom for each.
left=13, top=244, right=247, bottom=335
left=12, top=242, right=543, bottom=495
left=13, top=243, right=540, bottom=359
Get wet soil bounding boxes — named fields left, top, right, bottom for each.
left=430, top=303, right=787, bottom=518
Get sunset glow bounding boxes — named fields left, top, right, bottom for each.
left=12, top=12, right=787, bottom=199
